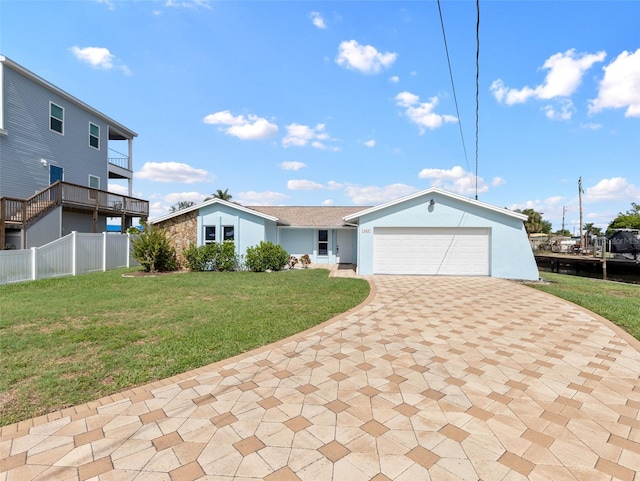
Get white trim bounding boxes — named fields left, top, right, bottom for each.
left=0, top=61, right=4, bottom=133
left=49, top=101, right=64, bottom=135
left=89, top=122, right=100, bottom=150
left=150, top=198, right=278, bottom=224
left=343, top=187, right=528, bottom=222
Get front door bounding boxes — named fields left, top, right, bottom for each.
left=336, top=229, right=353, bottom=264
left=49, top=165, right=63, bottom=201
left=50, top=165, right=63, bottom=184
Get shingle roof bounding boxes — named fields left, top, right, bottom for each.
left=248, top=206, right=371, bottom=227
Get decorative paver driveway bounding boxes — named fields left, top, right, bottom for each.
left=2, top=276, right=640, bottom=481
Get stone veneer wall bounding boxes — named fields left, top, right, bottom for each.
left=155, top=210, right=197, bottom=267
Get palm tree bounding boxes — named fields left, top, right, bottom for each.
left=205, top=189, right=232, bottom=202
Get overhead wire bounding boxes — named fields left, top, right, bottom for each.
left=436, top=0, right=472, bottom=185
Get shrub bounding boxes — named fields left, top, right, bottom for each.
left=245, top=241, right=289, bottom=272
left=183, top=241, right=239, bottom=272
left=131, top=225, right=178, bottom=272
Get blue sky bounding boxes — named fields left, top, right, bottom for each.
left=3, top=1, right=639, bottom=231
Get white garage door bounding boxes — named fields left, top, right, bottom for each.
left=373, top=227, right=489, bottom=275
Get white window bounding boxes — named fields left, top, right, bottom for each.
left=89, top=175, right=100, bottom=200
left=50, top=102, right=64, bottom=134
left=318, top=229, right=328, bottom=256
left=204, top=226, right=216, bottom=244
left=89, top=123, right=100, bottom=149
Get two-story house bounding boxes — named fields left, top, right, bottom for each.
left=0, top=55, right=148, bottom=249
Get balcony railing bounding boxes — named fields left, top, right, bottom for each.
left=1, top=181, right=148, bottom=229
left=108, top=157, right=129, bottom=169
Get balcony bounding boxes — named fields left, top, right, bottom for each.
left=1, top=181, right=149, bottom=248
left=108, top=148, right=132, bottom=180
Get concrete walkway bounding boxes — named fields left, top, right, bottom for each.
left=2, top=275, right=640, bottom=480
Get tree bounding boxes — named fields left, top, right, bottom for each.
left=169, top=200, right=195, bottom=212
left=205, top=189, right=232, bottom=202
left=516, top=208, right=552, bottom=235
left=583, top=223, right=602, bottom=238
left=554, top=229, right=571, bottom=237
left=608, top=203, right=640, bottom=232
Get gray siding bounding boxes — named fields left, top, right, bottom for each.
left=62, top=211, right=107, bottom=237
left=0, top=66, right=108, bottom=199
left=26, top=206, right=62, bottom=248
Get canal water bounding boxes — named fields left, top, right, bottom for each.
left=535, top=256, right=640, bottom=284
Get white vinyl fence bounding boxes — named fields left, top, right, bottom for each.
left=0, top=231, right=138, bottom=285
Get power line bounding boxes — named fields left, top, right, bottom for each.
left=436, top=0, right=471, bottom=183
left=475, top=0, right=480, bottom=200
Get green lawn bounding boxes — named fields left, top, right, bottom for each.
left=0, top=268, right=369, bottom=427
left=526, top=273, right=640, bottom=339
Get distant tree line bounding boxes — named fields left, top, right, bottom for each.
left=517, top=202, right=640, bottom=237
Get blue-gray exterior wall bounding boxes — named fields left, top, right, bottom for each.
left=278, top=228, right=356, bottom=264
left=356, top=193, right=539, bottom=280
left=26, top=206, right=62, bottom=248
left=196, top=204, right=271, bottom=256
left=0, top=65, right=108, bottom=199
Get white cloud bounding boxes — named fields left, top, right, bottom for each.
left=322, top=199, right=334, bottom=206
left=586, top=177, right=640, bottom=201
left=395, top=92, right=457, bottom=133
left=164, top=191, right=207, bottom=204
left=363, top=139, right=376, bottom=148
left=287, top=179, right=343, bottom=191
left=389, top=75, right=400, bottom=83
left=279, top=161, right=306, bottom=171
left=491, top=177, right=506, bottom=187
left=589, top=49, right=640, bottom=117
left=580, top=122, right=603, bottom=130
left=164, top=0, right=212, bottom=9
left=418, top=165, right=489, bottom=196
left=135, top=161, right=211, bottom=183
left=203, top=110, right=278, bottom=140
left=542, top=99, right=575, bottom=120
left=69, top=46, right=114, bottom=70
left=287, top=180, right=324, bottom=191
left=491, top=49, right=606, bottom=105
left=345, top=183, right=417, bottom=205
left=282, top=123, right=336, bottom=150
left=310, top=11, right=327, bottom=29
left=335, top=40, right=397, bottom=74
left=96, top=0, right=115, bottom=11
left=236, top=191, right=287, bottom=206
left=108, top=183, right=129, bottom=195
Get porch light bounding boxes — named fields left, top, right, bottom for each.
left=40, top=158, right=48, bottom=167
left=429, top=199, right=435, bottom=207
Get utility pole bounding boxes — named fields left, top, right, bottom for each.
left=561, top=206, right=567, bottom=235
left=578, top=177, right=584, bottom=253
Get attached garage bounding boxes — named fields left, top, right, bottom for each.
left=373, top=227, right=489, bottom=275
left=344, top=187, right=539, bottom=281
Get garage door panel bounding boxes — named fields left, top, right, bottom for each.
left=374, top=228, right=489, bottom=275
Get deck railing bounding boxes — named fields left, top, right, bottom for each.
left=1, top=182, right=148, bottom=249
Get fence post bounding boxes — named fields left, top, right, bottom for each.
left=103, top=231, right=108, bottom=272
left=126, top=232, right=131, bottom=268
left=72, top=231, right=77, bottom=276
left=31, top=247, right=37, bottom=281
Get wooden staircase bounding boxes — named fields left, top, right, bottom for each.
left=1, top=181, right=149, bottom=249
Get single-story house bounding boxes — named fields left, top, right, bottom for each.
left=151, top=187, right=539, bottom=280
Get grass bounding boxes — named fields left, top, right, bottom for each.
left=526, top=272, right=640, bottom=339
left=0, top=268, right=369, bottom=427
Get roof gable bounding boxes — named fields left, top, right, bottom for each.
left=151, top=198, right=278, bottom=224
left=0, top=55, right=136, bottom=139
left=343, top=187, right=527, bottom=222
